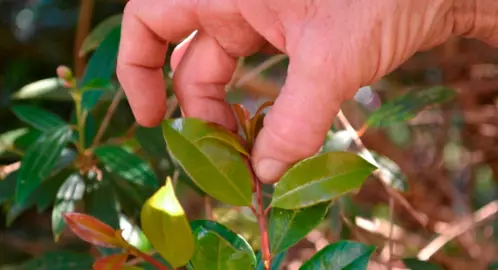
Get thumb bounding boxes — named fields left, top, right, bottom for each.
left=252, top=46, right=359, bottom=183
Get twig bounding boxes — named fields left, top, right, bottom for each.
left=74, top=0, right=94, bottom=77
left=92, top=90, right=124, bottom=148
left=417, top=200, right=498, bottom=261
left=204, top=196, right=214, bottom=220
left=336, top=110, right=429, bottom=226
left=235, top=55, right=288, bottom=88
left=388, top=197, right=394, bottom=270
left=255, top=176, right=271, bottom=270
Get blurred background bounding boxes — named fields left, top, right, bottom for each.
left=2, top=1, right=498, bottom=269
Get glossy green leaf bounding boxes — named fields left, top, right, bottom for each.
left=403, top=258, right=444, bottom=270
left=36, top=168, right=75, bottom=213
left=271, top=152, right=376, bottom=209
left=195, top=131, right=249, bottom=156
left=85, top=180, right=119, bottom=229
left=15, top=125, right=73, bottom=204
left=0, top=172, right=17, bottom=204
left=110, top=173, right=152, bottom=219
left=366, top=86, right=455, bottom=128
left=190, top=231, right=253, bottom=270
left=190, top=219, right=256, bottom=266
left=80, top=14, right=123, bottom=56
left=11, top=105, right=67, bottom=132
left=93, top=253, right=128, bottom=270
left=141, top=177, right=194, bottom=268
left=269, top=203, right=330, bottom=254
left=119, top=214, right=153, bottom=252
left=81, top=26, right=121, bottom=109
left=162, top=118, right=252, bottom=206
left=13, top=128, right=42, bottom=150
left=135, top=126, right=169, bottom=158
left=299, top=241, right=375, bottom=270
left=11, top=77, right=72, bottom=101
left=14, top=251, right=94, bottom=270
left=94, top=145, right=158, bottom=188
left=64, top=212, right=122, bottom=248
left=52, top=173, right=86, bottom=241
left=256, top=250, right=287, bottom=270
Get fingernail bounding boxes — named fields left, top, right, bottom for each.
left=255, top=159, right=288, bottom=183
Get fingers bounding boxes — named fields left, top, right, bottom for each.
left=172, top=31, right=238, bottom=131
left=116, top=0, right=199, bottom=127
left=252, top=46, right=357, bottom=183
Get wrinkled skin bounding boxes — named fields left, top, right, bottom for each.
left=116, top=0, right=498, bottom=183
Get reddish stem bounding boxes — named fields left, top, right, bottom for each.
left=255, top=176, right=271, bottom=269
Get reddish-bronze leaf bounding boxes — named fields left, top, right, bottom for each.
left=93, top=253, right=128, bottom=270
left=63, top=212, right=122, bottom=248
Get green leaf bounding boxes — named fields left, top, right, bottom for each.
left=403, top=258, right=444, bottom=270
left=94, top=145, right=158, bottom=188
left=52, top=173, right=86, bottom=241
left=271, top=152, right=376, bottom=209
left=141, top=177, right=194, bottom=268
left=14, top=251, right=94, bottom=270
left=190, top=231, right=253, bottom=270
left=190, top=219, right=256, bottom=266
left=256, top=250, right=287, bottom=270
left=162, top=118, right=252, bottom=206
left=13, top=128, right=42, bottom=150
left=81, top=26, right=121, bottom=109
left=0, top=172, right=17, bottom=204
left=119, top=214, right=153, bottom=252
left=269, top=203, right=330, bottom=254
left=81, top=78, right=115, bottom=92
left=195, top=132, right=249, bottom=156
left=36, top=168, right=75, bottom=213
left=299, top=241, right=375, bottom=270
left=15, top=126, right=73, bottom=204
left=79, top=14, right=123, bottom=57
left=11, top=105, right=67, bottom=132
left=366, top=86, right=455, bottom=128
left=11, top=77, right=72, bottom=101
left=135, top=126, right=169, bottom=158
left=110, top=173, right=152, bottom=219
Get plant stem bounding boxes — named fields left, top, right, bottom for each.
left=137, top=251, right=170, bottom=270
left=72, top=92, right=86, bottom=153
left=255, top=175, right=271, bottom=269
left=91, top=89, right=124, bottom=148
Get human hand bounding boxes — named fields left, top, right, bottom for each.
left=116, top=0, right=498, bottom=183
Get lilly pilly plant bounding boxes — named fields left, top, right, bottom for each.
left=65, top=101, right=378, bottom=270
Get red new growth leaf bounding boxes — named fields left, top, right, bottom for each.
left=93, top=253, right=128, bottom=270
left=63, top=212, right=122, bottom=248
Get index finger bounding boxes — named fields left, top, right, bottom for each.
left=116, top=0, right=199, bottom=127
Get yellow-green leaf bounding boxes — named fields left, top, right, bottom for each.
left=140, top=177, right=194, bottom=268
left=162, top=118, right=252, bottom=206
left=271, top=152, right=376, bottom=209
left=190, top=231, right=253, bottom=270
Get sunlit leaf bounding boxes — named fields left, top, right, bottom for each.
left=80, top=14, right=123, bottom=57
left=141, top=177, right=194, bottom=268
left=162, top=118, right=252, bottom=206
left=321, top=130, right=353, bottom=153
left=403, top=258, right=444, bottom=270
left=94, top=145, right=158, bottom=188
left=11, top=105, right=67, bottom=132
left=52, top=173, right=86, bottom=241
left=119, top=214, right=153, bottom=252
left=190, top=219, right=256, bottom=266
left=15, top=125, right=73, bottom=204
left=0, top=128, right=30, bottom=156
left=366, top=86, right=455, bottom=128
left=14, top=251, right=94, bottom=270
left=93, top=253, right=128, bottom=270
left=11, top=77, right=72, bottom=101
left=81, top=26, right=121, bottom=109
left=269, top=203, right=330, bottom=254
left=63, top=212, right=122, bottom=248
left=299, top=241, right=375, bottom=270
left=255, top=250, right=287, bottom=270
left=271, top=152, right=376, bottom=209
left=189, top=231, right=253, bottom=270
